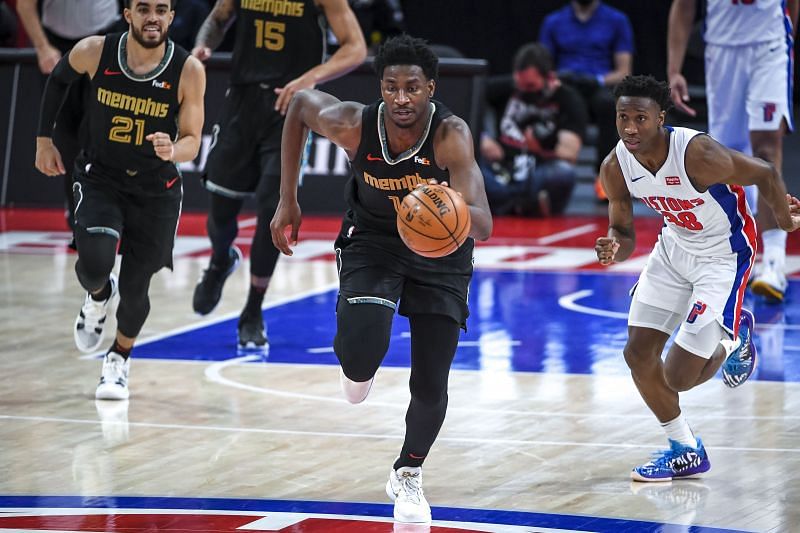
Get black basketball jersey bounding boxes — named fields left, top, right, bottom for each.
left=230, top=0, right=325, bottom=86
left=87, top=32, right=188, bottom=174
left=346, top=99, right=458, bottom=236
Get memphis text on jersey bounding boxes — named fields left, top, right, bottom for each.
left=362, top=169, right=430, bottom=193
left=363, top=170, right=446, bottom=213
left=96, top=87, right=169, bottom=118
left=241, top=0, right=305, bottom=17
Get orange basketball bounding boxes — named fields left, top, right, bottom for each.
left=396, top=184, right=471, bottom=258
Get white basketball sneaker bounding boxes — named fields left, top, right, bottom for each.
left=74, top=273, right=118, bottom=353
left=96, top=351, right=130, bottom=400
left=750, top=262, right=788, bottom=302
left=386, top=466, right=431, bottom=523
left=339, top=367, right=374, bottom=404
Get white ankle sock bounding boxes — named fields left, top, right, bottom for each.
left=661, top=413, right=697, bottom=448
left=761, top=229, right=787, bottom=271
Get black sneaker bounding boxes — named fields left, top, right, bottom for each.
left=192, top=246, right=242, bottom=315
left=238, top=311, right=267, bottom=349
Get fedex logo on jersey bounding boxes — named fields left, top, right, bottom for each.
left=687, top=300, right=707, bottom=324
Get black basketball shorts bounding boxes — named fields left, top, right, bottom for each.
left=73, top=162, right=182, bottom=271
left=334, top=214, right=474, bottom=329
left=203, top=83, right=285, bottom=201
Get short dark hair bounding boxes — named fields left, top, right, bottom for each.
left=613, top=75, right=672, bottom=111
left=125, top=0, right=176, bottom=8
left=512, top=43, right=552, bottom=74
left=374, top=34, right=439, bottom=81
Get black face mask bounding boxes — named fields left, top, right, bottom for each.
left=575, top=0, right=595, bottom=6
left=519, top=91, right=544, bottom=105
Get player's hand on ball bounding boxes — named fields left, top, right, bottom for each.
left=595, top=236, right=620, bottom=266
left=146, top=132, right=175, bottom=161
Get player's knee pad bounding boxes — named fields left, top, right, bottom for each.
left=334, top=295, right=395, bottom=382
left=207, top=194, right=242, bottom=231
left=74, top=227, right=117, bottom=291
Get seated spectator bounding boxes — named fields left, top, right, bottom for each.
left=539, top=0, right=634, bottom=199
left=480, top=43, right=588, bottom=217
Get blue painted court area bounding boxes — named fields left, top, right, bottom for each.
left=134, top=270, right=800, bottom=383
left=0, top=495, right=752, bottom=533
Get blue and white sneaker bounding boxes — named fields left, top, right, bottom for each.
left=722, top=309, right=757, bottom=388
left=631, top=438, right=710, bottom=482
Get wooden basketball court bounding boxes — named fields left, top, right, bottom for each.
left=1, top=208, right=798, bottom=532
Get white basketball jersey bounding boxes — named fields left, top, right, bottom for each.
left=704, top=0, right=791, bottom=46
left=615, top=127, right=757, bottom=256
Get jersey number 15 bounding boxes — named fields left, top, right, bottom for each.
left=254, top=19, right=286, bottom=51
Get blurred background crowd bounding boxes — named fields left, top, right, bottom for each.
left=1, top=0, right=796, bottom=218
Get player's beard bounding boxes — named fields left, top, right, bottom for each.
left=129, top=24, right=167, bottom=49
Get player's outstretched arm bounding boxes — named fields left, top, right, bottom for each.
left=666, top=0, right=697, bottom=116
left=192, top=0, right=236, bottom=61
left=35, top=36, right=104, bottom=176
left=273, top=0, right=367, bottom=114
left=597, top=151, right=635, bottom=265
left=686, top=134, right=800, bottom=232
left=270, top=89, right=363, bottom=255
left=434, top=116, right=492, bottom=241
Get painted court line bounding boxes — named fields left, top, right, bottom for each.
left=534, top=223, right=597, bottom=245
left=2, top=413, right=799, bottom=454
left=204, top=356, right=800, bottom=421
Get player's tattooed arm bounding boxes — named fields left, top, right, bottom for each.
left=193, top=0, right=236, bottom=60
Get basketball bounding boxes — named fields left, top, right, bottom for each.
left=396, top=184, right=471, bottom=258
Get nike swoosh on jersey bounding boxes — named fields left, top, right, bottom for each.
left=104, top=68, right=122, bottom=75
left=631, top=175, right=647, bottom=182
left=165, top=177, right=179, bottom=189
left=366, top=153, right=383, bottom=161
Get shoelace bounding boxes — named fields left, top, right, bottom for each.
left=398, top=472, right=424, bottom=504
left=103, top=358, right=127, bottom=383
left=726, top=332, right=753, bottom=374
left=647, top=446, right=701, bottom=473
left=81, top=295, right=108, bottom=326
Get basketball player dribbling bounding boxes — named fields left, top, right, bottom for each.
left=596, top=75, right=800, bottom=482
left=270, top=35, right=492, bottom=523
